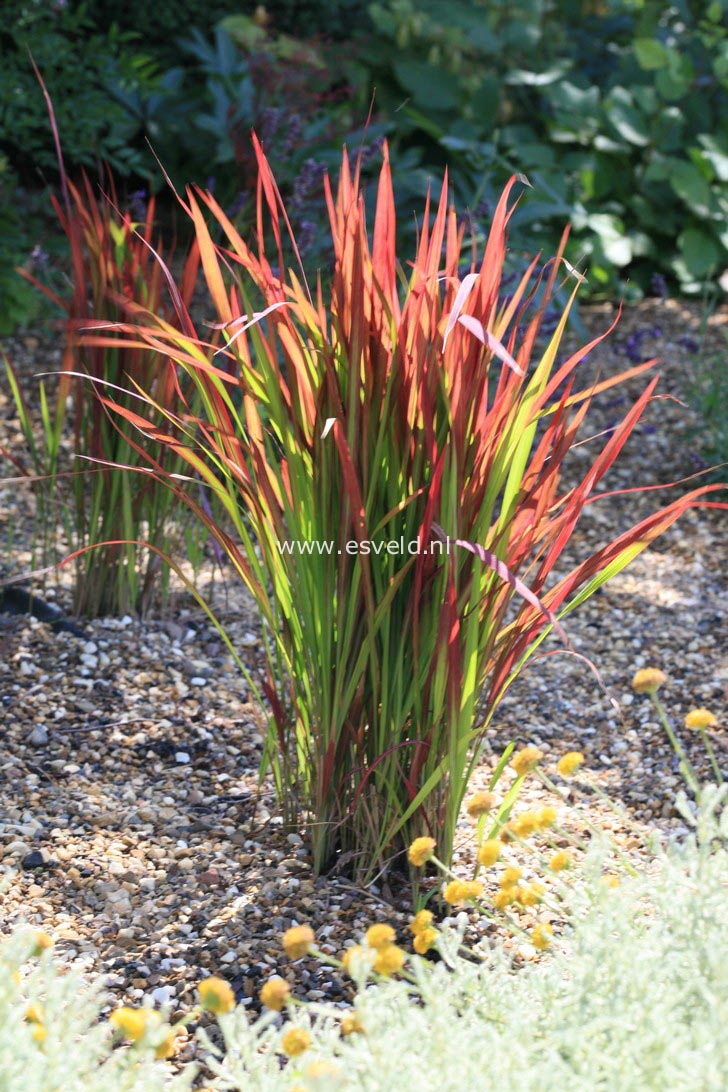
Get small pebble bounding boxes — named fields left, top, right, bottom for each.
left=28, top=725, right=49, bottom=748
left=21, top=850, right=48, bottom=871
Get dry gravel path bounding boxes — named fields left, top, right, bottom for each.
left=1, top=297, right=726, bottom=1070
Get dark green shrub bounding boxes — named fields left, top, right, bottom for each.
left=80, top=0, right=369, bottom=55
left=0, top=158, right=38, bottom=334
left=0, top=1, right=158, bottom=179
left=254, top=0, right=371, bottom=39
left=362, top=0, right=728, bottom=297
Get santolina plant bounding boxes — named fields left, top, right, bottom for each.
left=93, top=140, right=726, bottom=879
left=3, top=793, right=727, bottom=1090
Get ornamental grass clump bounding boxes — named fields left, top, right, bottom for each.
left=1, top=80, right=203, bottom=616
left=96, top=139, right=725, bottom=880
left=5, top=167, right=203, bottom=617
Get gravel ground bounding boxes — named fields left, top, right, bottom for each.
left=1, top=297, right=727, bottom=1072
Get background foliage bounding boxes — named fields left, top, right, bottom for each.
left=1, top=0, right=727, bottom=320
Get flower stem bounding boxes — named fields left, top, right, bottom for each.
left=699, top=727, right=724, bottom=785
left=650, top=693, right=701, bottom=798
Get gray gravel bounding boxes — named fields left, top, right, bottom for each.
left=1, top=298, right=726, bottom=1067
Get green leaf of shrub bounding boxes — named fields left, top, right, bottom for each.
left=605, top=88, right=650, bottom=146
left=697, top=134, right=728, bottom=182
left=587, top=213, right=633, bottom=266
left=634, top=38, right=668, bottom=70
left=678, top=228, right=721, bottom=278
left=669, top=160, right=712, bottom=217
left=393, top=59, right=460, bottom=111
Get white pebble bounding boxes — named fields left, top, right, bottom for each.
left=190, top=676, right=207, bottom=687
left=175, top=752, right=191, bottom=764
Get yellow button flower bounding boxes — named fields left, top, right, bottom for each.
left=684, top=708, right=718, bottom=730
left=510, top=746, right=543, bottom=777
left=198, top=976, right=236, bottom=1014
left=466, top=791, right=495, bottom=818
left=531, top=923, right=553, bottom=950
left=342, top=945, right=368, bottom=976
left=409, top=909, right=434, bottom=935
left=413, top=927, right=438, bottom=955
left=283, top=924, right=315, bottom=960
left=365, top=923, right=396, bottom=950
left=537, top=806, right=557, bottom=829
left=408, top=837, right=436, bottom=867
left=549, top=850, right=572, bottom=872
left=155, top=1027, right=182, bottom=1060
left=443, top=879, right=483, bottom=905
left=30, top=932, right=53, bottom=956
left=25, top=1002, right=47, bottom=1043
left=259, top=977, right=291, bottom=1011
left=25, top=1003, right=44, bottom=1025
left=556, top=751, right=584, bottom=777
left=511, top=811, right=540, bottom=838
left=110, top=1006, right=149, bottom=1042
left=493, top=887, right=518, bottom=910
left=519, top=884, right=544, bottom=907
left=305, top=1061, right=343, bottom=1084
left=341, top=1012, right=365, bottom=1036
left=281, top=1027, right=312, bottom=1058
left=500, top=865, right=522, bottom=887
left=476, top=839, right=502, bottom=867
left=373, top=944, right=405, bottom=976
left=632, top=667, right=667, bottom=694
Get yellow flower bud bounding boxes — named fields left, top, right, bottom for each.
left=282, top=924, right=315, bottom=960
left=684, top=708, right=718, bottom=730
left=259, top=976, right=291, bottom=1011
left=531, top=922, right=553, bottom=950
left=372, top=944, right=405, bottom=976
left=413, top=927, right=438, bottom=955
left=281, top=1027, right=312, bottom=1057
left=556, top=752, right=584, bottom=777
left=476, top=839, right=502, bottom=867
left=510, top=746, right=543, bottom=777
left=409, top=909, right=434, bottom=936
left=466, top=791, right=495, bottom=818
left=110, top=1006, right=149, bottom=1042
left=198, top=976, right=236, bottom=1014
left=408, top=837, right=436, bottom=867
left=365, top=923, right=396, bottom=950
left=632, top=668, right=667, bottom=694
left=549, top=850, right=572, bottom=872
left=341, top=1012, right=364, bottom=1036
